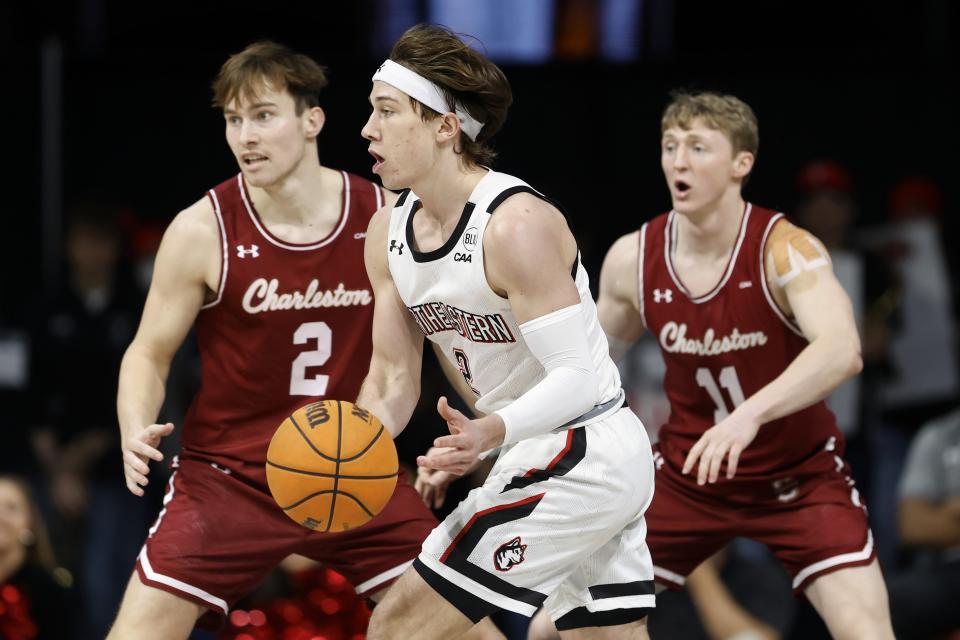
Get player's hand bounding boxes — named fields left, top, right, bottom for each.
left=121, top=422, right=174, bottom=496
left=682, top=410, right=761, bottom=485
left=415, top=450, right=458, bottom=509
left=417, top=397, right=503, bottom=475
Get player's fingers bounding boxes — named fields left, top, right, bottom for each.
left=123, top=450, right=150, bottom=475
left=707, top=444, right=726, bottom=484
left=130, top=439, right=164, bottom=462
left=683, top=437, right=707, bottom=475
left=433, top=434, right=467, bottom=451
left=726, top=445, right=743, bottom=479
left=436, top=396, right=466, bottom=425
left=125, top=478, right=144, bottom=497
left=697, top=443, right=718, bottom=485
left=124, top=465, right=148, bottom=488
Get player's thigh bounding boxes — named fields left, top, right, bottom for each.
left=804, top=559, right=893, bottom=639
left=108, top=573, right=204, bottom=640
left=367, top=567, right=476, bottom=640
left=528, top=607, right=560, bottom=640
left=559, top=618, right=648, bottom=639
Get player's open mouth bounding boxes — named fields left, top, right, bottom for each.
left=369, top=150, right=385, bottom=173
left=674, top=180, right=691, bottom=195
left=242, top=154, right=268, bottom=167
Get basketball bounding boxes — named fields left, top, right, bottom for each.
left=266, top=400, right=398, bottom=533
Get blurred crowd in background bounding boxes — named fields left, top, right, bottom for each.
left=1, top=0, right=957, bottom=639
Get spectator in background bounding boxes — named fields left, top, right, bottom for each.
left=27, top=203, right=154, bottom=639
left=888, top=407, right=960, bottom=638
left=857, top=176, right=957, bottom=571
left=0, top=474, right=77, bottom=639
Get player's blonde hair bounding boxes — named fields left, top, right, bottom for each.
left=212, top=41, right=328, bottom=115
left=389, top=24, right=513, bottom=167
left=662, top=91, right=759, bottom=157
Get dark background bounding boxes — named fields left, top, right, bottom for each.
left=1, top=0, right=955, bottom=305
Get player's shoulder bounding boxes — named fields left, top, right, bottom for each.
left=160, top=196, right=220, bottom=255
left=604, top=230, right=641, bottom=272
left=485, top=190, right=564, bottom=244
left=764, top=217, right=830, bottom=263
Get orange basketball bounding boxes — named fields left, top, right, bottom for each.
left=266, top=400, right=398, bottom=533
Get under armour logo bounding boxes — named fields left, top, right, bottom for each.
left=236, top=244, right=259, bottom=258
left=389, top=240, right=404, bottom=255
left=652, top=451, right=665, bottom=471
left=653, top=288, right=673, bottom=303
left=739, top=280, right=753, bottom=289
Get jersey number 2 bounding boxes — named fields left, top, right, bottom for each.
left=695, top=366, right=745, bottom=423
left=290, top=322, right=331, bottom=396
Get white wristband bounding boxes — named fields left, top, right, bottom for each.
left=494, top=304, right=600, bottom=446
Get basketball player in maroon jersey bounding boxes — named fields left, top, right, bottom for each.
left=593, top=92, right=894, bottom=639
left=105, top=42, right=443, bottom=639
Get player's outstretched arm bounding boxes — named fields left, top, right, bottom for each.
left=597, top=231, right=646, bottom=361
left=117, top=199, right=219, bottom=496
left=683, top=221, right=863, bottom=484
left=355, top=205, right=425, bottom=438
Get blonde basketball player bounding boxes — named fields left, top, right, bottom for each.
left=355, top=24, right=656, bottom=640
left=587, top=92, right=893, bottom=640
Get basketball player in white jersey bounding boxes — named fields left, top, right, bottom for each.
left=354, top=25, right=656, bottom=640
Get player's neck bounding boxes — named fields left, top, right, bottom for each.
left=675, top=190, right=746, bottom=260
left=249, top=158, right=335, bottom=225
left=412, top=158, right=487, bottom=227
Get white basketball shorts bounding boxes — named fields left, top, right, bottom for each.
left=414, top=406, right=656, bottom=630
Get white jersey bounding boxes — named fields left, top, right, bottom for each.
left=386, top=169, right=621, bottom=421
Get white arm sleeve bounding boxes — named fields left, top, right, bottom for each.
left=494, top=304, right=599, bottom=446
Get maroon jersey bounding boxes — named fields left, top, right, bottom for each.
left=638, top=203, right=843, bottom=476
left=180, top=171, right=383, bottom=486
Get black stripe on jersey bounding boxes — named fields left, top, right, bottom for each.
left=555, top=606, right=651, bottom=631
left=500, top=428, right=586, bottom=493
left=395, top=188, right=411, bottom=207
left=589, top=580, right=656, bottom=600
left=407, top=200, right=476, bottom=263
left=439, top=493, right=548, bottom=608
left=413, top=559, right=499, bottom=623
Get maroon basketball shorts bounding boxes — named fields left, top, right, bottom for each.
left=646, top=442, right=875, bottom=594
left=136, top=456, right=436, bottom=625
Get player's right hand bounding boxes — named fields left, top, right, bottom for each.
left=121, top=422, right=174, bottom=496
left=415, top=448, right=457, bottom=509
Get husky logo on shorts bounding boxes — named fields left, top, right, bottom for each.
left=493, top=536, right=527, bottom=572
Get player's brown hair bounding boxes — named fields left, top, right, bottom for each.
left=389, top=24, right=512, bottom=167
left=662, top=91, right=759, bottom=157
left=212, top=41, right=328, bottom=114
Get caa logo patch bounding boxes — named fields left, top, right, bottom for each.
left=454, top=253, right=472, bottom=263
left=462, top=226, right=479, bottom=252
left=493, top=536, right=527, bottom=572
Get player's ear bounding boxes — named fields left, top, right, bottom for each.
left=732, top=150, right=754, bottom=179
left=304, top=106, right=325, bottom=138
left=435, top=112, right=461, bottom=145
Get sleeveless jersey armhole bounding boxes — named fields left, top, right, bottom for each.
left=201, top=189, right=229, bottom=310
left=758, top=214, right=805, bottom=337
left=637, top=223, right=648, bottom=329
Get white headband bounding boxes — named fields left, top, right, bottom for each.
left=372, top=59, right=485, bottom=141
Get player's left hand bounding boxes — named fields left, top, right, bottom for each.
left=682, top=410, right=761, bottom=485
left=417, top=396, right=504, bottom=475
